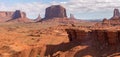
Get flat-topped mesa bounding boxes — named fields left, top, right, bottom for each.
left=0, top=11, right=13, bottom=17
left=0, top=10, right=27, bottom=22
left=12, top=10, right=26, bottom=19
left=44, top=5, right=67, bottom=19
left=111, top=8, right=120, bottom=19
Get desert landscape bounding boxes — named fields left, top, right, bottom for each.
left=0, top=1, right=120, bottom=57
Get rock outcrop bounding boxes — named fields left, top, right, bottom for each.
left=34, top=14, right=41, bottom=22
left=111, top=8, right=120, bottom=19
left=0, top=11, right=14, bottom=22
left=12, top=10, right=26, bottom=19
left=102, top=8, right=120, bottom=26
left=65, top=28, right=120, bottom=56
left=66, top=29, right=120, bottom=48
left=7, top=10, right=32, bottom=22
left=0, top=10, right=31, bottom=22
left=44, top=5, right=67, bottom=19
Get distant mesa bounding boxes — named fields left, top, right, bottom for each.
left=44, top=5, right=67, bottom=19
left=12, top=10, right=26, bottom=19
left=0, top=11, right=14, bottom=22
left=0, top=10, right=32, bottom=22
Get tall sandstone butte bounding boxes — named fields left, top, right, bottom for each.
left=102, top=8, right=120, bottom=25
left=111, top=8, right=120, bottom=19
left=0, top=10, right=27, bottom=22
left=12, top=10, right=26, bottom=19
left=45, top=5, right=67, bottom=19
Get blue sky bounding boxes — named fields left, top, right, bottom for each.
left=0, top=0, right=119, bottom=20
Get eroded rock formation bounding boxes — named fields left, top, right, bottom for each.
left=102, top=8, right=120, bottom=26
left=0, top=10, right=30, bottom=22
left=44, top=5, right=67, bottom=19
left=0, top=44, right=41, bottom=57
left=66, top=29, right=120, bottom=48
left=66, top=29, right=89, bottom=41
left=0, top=11, right=14, bottom=22
left=34, top=14, right=41, bottom=22
left=111, top=8, right=120, bottom=19
left=12, top=10, right=26, bottom=19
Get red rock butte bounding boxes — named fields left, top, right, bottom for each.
left=102, top=8, right=120, bottom=26
left=0, top=10, right=31, bottom=22
left=44, top=5, right=67, bottom=19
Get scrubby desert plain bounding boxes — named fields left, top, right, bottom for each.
left=0, top=5, right=120, bottom=57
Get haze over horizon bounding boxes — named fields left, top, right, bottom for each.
left=0, top=0, right=120, bottom=20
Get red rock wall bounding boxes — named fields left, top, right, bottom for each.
left=66, top=29, right=88, bottom=42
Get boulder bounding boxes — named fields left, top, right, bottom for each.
left=66, top=29, right=89, bottom=42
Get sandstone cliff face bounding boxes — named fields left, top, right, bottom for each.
left=7, top=10, right=33, bottom=22
left=66, top=29, right=120, bottom=48
left=0, top=12, right=13, bottom=17
left=44, top=5, right=67, bottom=19
left=102, top=8, right=120, bottom=26
left=66, top=29, right=88, bottom=41
left=0, top=12, right=14, bottom=22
